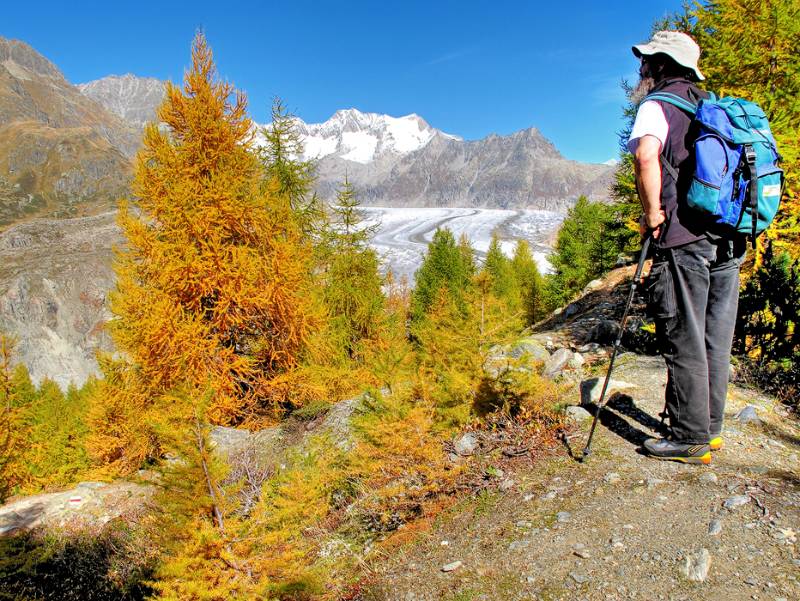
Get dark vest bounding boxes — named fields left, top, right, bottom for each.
left=647, top=77, right=712, bottom=248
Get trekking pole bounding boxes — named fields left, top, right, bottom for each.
left=581, top=234, right=652, bottom=459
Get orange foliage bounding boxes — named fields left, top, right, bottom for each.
left=0, top=335, right=22, bottom=500
left=349, top=390, right=465, bottom=532
left=88, top=33, right=321, bottom=473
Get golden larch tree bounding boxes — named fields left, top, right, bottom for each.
left=88, top=33, right=319, bottom=473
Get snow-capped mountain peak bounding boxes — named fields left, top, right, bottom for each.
left=287, top=108, right=460, bottom=164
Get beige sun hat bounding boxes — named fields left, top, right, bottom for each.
left=632, top=30, right=705, bottom=81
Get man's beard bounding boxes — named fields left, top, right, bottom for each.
left=630, top=76, right=656, bottom=105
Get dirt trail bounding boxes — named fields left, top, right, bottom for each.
left=363, top=352, right=800, bottom=600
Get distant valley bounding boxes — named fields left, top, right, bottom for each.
left=0, top=35, right=613, bottom=388
left=0, top=207, right=564, bottom=388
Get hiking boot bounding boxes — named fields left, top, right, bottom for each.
left=709, top=436, right=723, bottom=451
left=642, top=437, right=712, bottom=465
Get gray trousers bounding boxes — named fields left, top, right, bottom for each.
left=648, top=236, right=746, bottom=444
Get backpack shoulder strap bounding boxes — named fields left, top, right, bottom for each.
left=658, top=155, right=679, bottom=182
left=644, top=92, right=698, bottom=116
left=640, top=92, right=692, bottom=180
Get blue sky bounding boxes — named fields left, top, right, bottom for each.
left=4, top=0, right=685, bottom=163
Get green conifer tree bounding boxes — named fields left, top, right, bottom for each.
left=411, top=287, right=481, bottom=426
left=735, top=241, right=800, bottom=361
left=149, top=388, right=247, bottom=600
left=510, top=239, right=545, bottom=325
left=258, top=97, right=326, bottom=241
left=687, top=0, right=800, bottom=255
left=482, top=234, right=520, bottom=309
left=22, top=379, right=90, bottom=489
left=322, top=177, right=385, bottom=360
left=457, top=232, right=477, bottom=279
left=547, top=196, right=618, bottom=307
left=411, top=227, right=473, bottom=323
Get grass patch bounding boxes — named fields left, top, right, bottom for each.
left=472, top=489, right=499, bottom=517
left=444, top=589, right=480, bottom=601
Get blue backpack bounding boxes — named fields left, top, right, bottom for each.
left=644, top=91, right=784, bottom=241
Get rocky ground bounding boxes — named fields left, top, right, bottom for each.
left=360, top=270, right=800, bottom=601
left=1, top=265, right=797, bottom=601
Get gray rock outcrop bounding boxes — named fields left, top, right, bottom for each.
left=0, top=212, right=119, bottom=387
left=508, top=337, right=550, bottom=363
left=0, top=481, right=151, bottom=536
left=0, top=392, right=367, bottom=537
left=78, top=74, right=166, bottom=128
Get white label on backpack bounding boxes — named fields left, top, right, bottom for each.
left=763, top=184, right=781, bottom=198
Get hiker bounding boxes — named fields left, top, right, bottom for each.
left=627, top=31, right=747, bottom=464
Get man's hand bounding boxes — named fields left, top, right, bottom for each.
left=639, top=210, right=666, bottom=238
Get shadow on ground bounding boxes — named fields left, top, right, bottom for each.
left=567, top=391, right=673, bottom=462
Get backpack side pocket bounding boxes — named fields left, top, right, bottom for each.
left=734, top=154, right=784, bottom=234
left=687, top=132, right=736, bottom=218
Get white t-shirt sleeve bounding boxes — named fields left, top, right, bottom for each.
left=627, top=100, right=669, bottom=154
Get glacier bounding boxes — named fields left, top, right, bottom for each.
left=359, top=206, right=562, bottom=284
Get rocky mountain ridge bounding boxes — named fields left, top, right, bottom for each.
left=0, top=37, right=136, bottom=227
left=79, top=73, right=613, bottom=210
left=310, top=123, right=611, bottom=211
left=77, top=73, right=165, bottom=128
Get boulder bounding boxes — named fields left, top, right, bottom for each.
left=583, top=279, right=604, bottom=294
left=734, top=404, right=761, bottom=424
left=210, top=425, right=255, bottom=453
left=453, top=432, right=478, bottom=456
left=565, top=405, right=592, bottom=422
left=508, top=337, right=550, bottom=363
left=215, top=393, right=365, bottom=461
left=568, top=352, right=585, bottom=369
left=563, top=303, right=580, bottom=318
left=306, top=394, right=364, bottom=453
left=484, top=346, right=511, bottom=379
left=543, top=348, right=574, bottom=379
left=210, top=423, right=284, bottom=470
left=580, top=377, right=636, bottom=406
left=681, top=548, right=711, bottom=582
left=587, top=318, right=620, bottom=345
left=0, top=481, right=151, bottom=536
left=615, top=254, right=634, bottom=267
